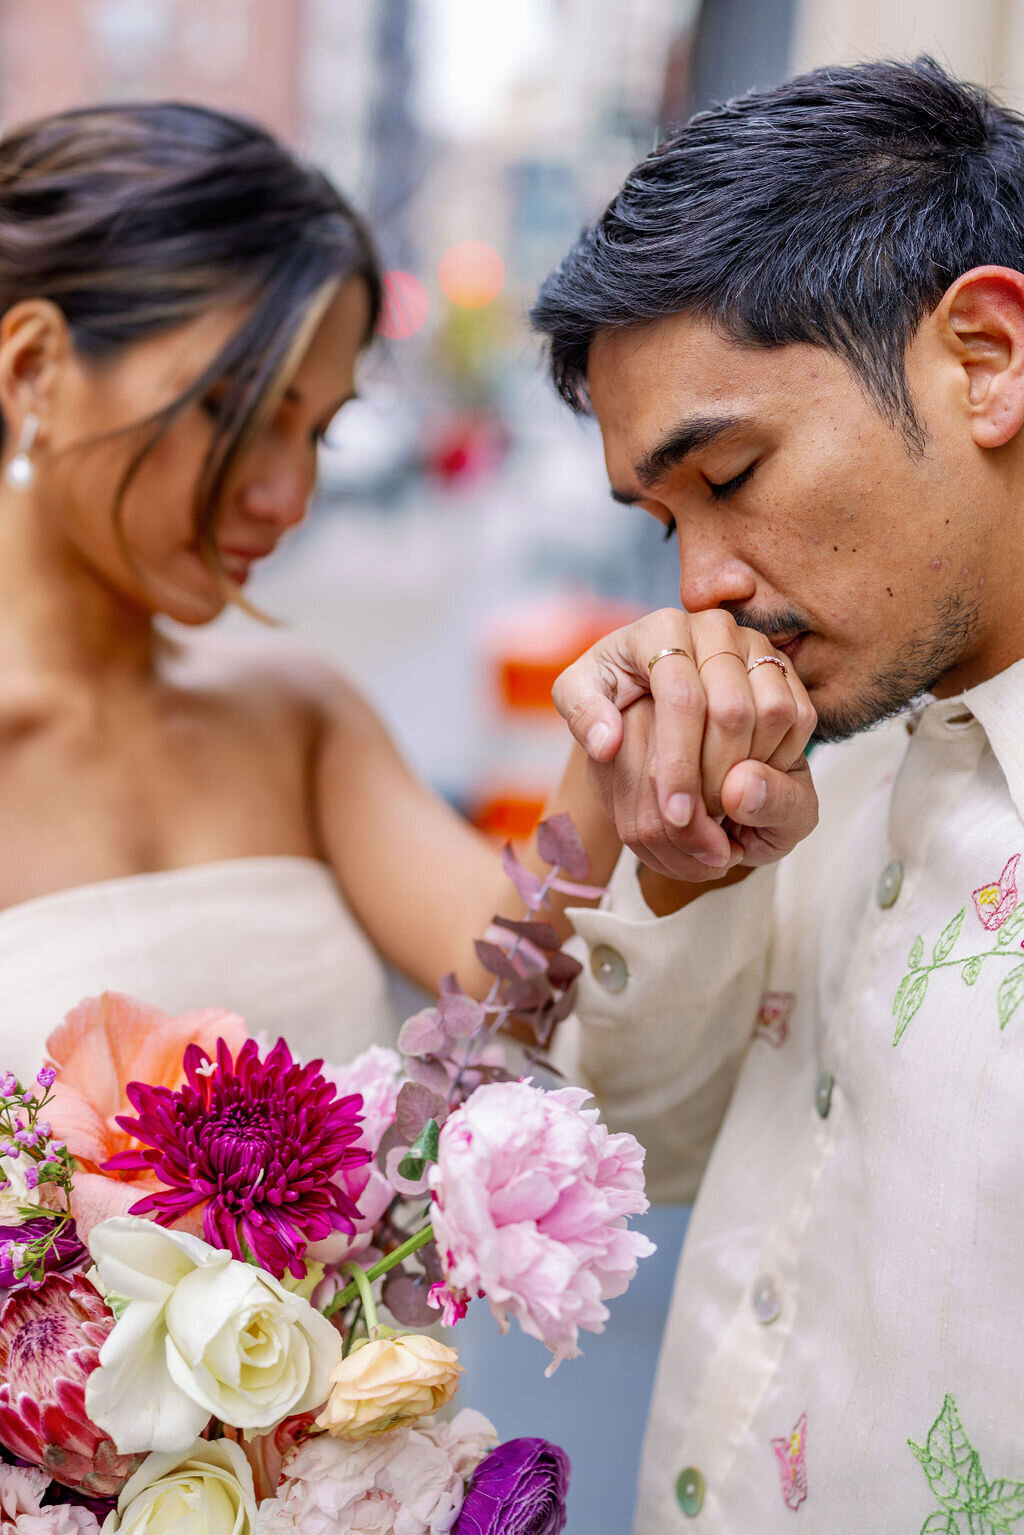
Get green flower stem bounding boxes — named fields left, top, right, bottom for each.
left=325, top=1224, right=434, bottom=1318
left=917, top=945, right=1018, bottom=976
left=340, top=1261, right=379, bottom=1335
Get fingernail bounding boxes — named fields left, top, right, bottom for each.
left=741, top=774, right=767, bottom=815
left=666, top=793, right=693, bottom=827
left=587, top=723, right=611, bottom=756
left=694, top=848, right=731, bottom=868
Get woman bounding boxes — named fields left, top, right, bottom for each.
left=0, top=99, right=619, bottom=1080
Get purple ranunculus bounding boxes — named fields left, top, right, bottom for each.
left=453, top=1438, right=570, bottom=1535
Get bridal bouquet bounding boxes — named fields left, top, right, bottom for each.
left=0, top=817, right=653, bottom=1535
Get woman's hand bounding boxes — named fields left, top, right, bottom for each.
left=552, top=609, right=819, bottom=884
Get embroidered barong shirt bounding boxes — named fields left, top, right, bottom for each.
left=564, top=667, right=1024, bottom=1531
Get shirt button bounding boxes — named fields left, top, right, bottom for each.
left=815, top=1070, right=835, bottom=1118
left=876, top=859, right=903, bottom=908
left=675, top=1467, right=705, bottom=1516
left=752, top=1273, right=782, bottom=1324
left=590, top=943, right=628, bottom=993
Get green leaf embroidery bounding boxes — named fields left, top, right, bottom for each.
left=987, top=1482, right=1024, bottom=1521
left=998, top=964, right=1024, bottom=1030
left=997, top=902, right=1024, bottom=946
left=893, top=970, right=929, bottom=1045
left=933, top=908, right=966, bottom=963
left=961, top=956, right=983, bottom=986
left=909, top=934, right=926, bottom=969
left=911, top=1395, right=1024, bottom=1533
left=894, top=973, right=911, bottom=1012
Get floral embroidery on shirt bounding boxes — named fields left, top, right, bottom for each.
left=972, top=854, right=1020, bottom=931
left=909, top=1394, right=1024, bottom=1532
left=771, top=1412, right=808, bottom=1511
left=755, top=992, right=794, bottom=1048
left=891, top=852, right=1024, bottom=1044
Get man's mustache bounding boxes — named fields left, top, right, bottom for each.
left=723, top=605, right=812, bottom=643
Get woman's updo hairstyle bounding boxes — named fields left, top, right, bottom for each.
left=0, top=101, right=381, bottom=589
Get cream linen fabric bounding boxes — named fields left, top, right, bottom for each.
left=0, top=856, right=396, bottom=1083
left=564, top=665, right=1024, bottom=1532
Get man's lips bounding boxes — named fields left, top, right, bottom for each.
left=771, top=632, right=808, bottom=663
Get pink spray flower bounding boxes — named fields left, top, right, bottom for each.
left=0, top=1272, right=144, bottom=1497
left=105, top=1037, right=371, bottom=1280
left=429, top=1080, right=655, bottom=1372
left=309, top=1046, right=403, bottom=1268
left=0, top=1467, right=100, bottom=1535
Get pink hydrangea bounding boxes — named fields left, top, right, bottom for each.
left=309, top=1047, right=403, bottom=1269
left=256, top=1409, right=497, bottom=1535
left=429, top=1081, right=655, bottom=1372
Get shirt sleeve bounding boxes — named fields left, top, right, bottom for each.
left=558, top=853, right=776, bottom=1203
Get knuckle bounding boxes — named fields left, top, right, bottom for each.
left=761, top=693, right=797, bottom=732
left=708, top=691, right=754, bottom=734
left=658, top=678, right=705, bottom=715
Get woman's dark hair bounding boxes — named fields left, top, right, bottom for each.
left=531, top=56, right=1024, bottom=452
left=0, top=100, right=381, bottom=591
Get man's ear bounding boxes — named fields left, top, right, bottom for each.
left=0, top=299, right=71, bottom=440
left=934, top=266, right=1024, bottom=449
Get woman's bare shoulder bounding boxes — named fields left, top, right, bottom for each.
left=161, top=626, right=378, bottom=736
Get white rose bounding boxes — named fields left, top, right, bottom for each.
left=85, top=1217, right=342, bottom=1455
left=101, top=1439, right=256, bottom=1535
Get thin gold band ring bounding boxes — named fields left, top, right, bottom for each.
left=696, top=649, right=743, bottom=674
left=647, top=647, right=695, bottom=675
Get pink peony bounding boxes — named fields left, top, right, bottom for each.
left=309, top=1047, right=403, bottom=1269
left=0, top=1273, right=144, bottom=1496
left=429, top=1081, right=655, bottom=1372
left=256, top=1409, right=497, bottom=1535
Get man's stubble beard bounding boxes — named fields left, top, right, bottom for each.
left=730, top=590, right=982, bottom=745
left=807, top=589, right=982, bottom=744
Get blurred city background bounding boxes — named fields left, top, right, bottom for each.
left=2, top=1, right=1020, bottom=1527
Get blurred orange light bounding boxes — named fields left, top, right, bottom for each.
left=438, top=241, right=505, bottom=309
left=377, top=270, right=429, bottom=339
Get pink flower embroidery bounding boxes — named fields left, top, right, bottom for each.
left=755, top=993, right=795, bottom=1049
left=972, top=854, right=1020, bottom=931
left=771, top=1412, right=808, bottom=1511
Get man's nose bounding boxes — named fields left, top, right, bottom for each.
left=677, top=539, right=757, bottom=614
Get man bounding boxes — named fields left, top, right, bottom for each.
left=532, top=57, right=1024, bottom=1530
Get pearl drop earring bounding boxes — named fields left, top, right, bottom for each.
left=4, top=414, right=38, bottom=491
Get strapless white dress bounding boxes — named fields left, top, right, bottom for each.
left=0, top=855, right=397, bottom=1083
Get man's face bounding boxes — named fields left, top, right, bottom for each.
left=587, top=312, right=1003, bottom=740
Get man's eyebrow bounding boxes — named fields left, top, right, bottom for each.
left=633, top=413, right=753, bottom=490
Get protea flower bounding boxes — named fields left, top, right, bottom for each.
left=105, top=1037, right=370, bottom=1279
left=0, top=1272, right=144, bottom=1495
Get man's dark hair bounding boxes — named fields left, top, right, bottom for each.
left=531, top=57, right=1024, bottom=450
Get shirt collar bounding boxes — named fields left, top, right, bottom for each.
left=961, top=657, right=1024, bottom=822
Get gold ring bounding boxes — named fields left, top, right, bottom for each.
left=697, top=649, right=742, bottom=674
left=747, top=655, right=789, bottom=679
left=647, top=647, right=695, bottom=674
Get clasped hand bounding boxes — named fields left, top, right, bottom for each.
left=554, top=609, right=820, bottom=884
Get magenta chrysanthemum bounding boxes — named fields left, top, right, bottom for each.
left=104, top=1037, right=371, bottom=1278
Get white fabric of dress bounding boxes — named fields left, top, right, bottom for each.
left=0, top=855, right=397, bottom=1083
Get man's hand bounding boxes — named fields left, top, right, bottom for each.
left=552, top=609, right=818, bottom=882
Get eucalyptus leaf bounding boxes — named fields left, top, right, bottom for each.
left=536, top=813, right=591, bottom=879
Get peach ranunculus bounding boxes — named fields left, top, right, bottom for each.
left=44, top=991, right=246, bottom=1242
left=315, top=1333, right=463, bottom=1441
